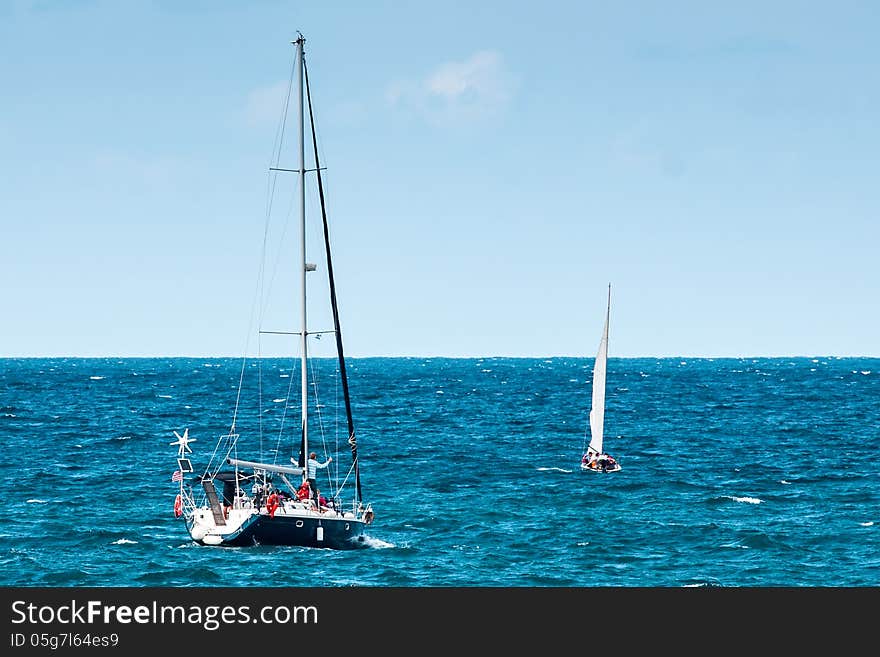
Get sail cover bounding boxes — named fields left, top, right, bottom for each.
left=588, top=293, right=610, bottom=454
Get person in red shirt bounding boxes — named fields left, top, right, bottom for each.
left=296, top=480, right=311, bottom=502
left=266, top=491, right=280, bottom=518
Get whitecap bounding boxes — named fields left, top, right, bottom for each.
left=725, top=495, right=762, bottom=504
left=780, top=480, right=791, bottom=485
left=157, top=394, right=172, bottom=399
left=577, top=541, right=590, bottom=546
left=27, top=499, right=48, bottom=504
left=683, top=581, right=725, bottom=587
left=436, top=390, right=444, bottom=394
left=279, top=374, right=289, bottom=378
left=536, top=466, right=571, bottom=473
left=273, top=398, right=286, bottom=403
left=89, top=376, right=104, bottom=380
left=112, top=539, right=138, bottom=545
left=859, top=521, right=874, bottom=527
left=861, top=371, right=871, bottom=375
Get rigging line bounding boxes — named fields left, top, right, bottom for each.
left=307, top=346, right=336, bottom=497
left=264, top=48, right=297, bottom=219
left=229, top=46, right=298, bottom=442
left=194, top=54, right=300, bottom=493
left=203, top=430, right=236, bottom=481
left=253, top=164, right=279, bottom=460
left=229, top=182, right=272, bottom=438
left=334, top=356, right=340, bottom=492
left=249, top=47, right=300, bottom=465
left=258, top=53, right=294, bottom=320
left=230, top=153, right=283, bottom=441
left=258, top=335, right=264, bottom=460
left=259, top=47, right=299, bottom=331
left=273, top=356, right=299, bottom=466
left=303, top=56, right=361, bottom=502
left=260, top=182, right=298, bottom=329
left=333, top=460, right=357, bottom=501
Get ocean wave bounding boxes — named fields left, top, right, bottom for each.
left=724, top=495, right=763, bottom=504
left=682, top=579, right=724, bottom=587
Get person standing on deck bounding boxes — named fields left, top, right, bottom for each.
left=306, top=452, right=332, bottom=502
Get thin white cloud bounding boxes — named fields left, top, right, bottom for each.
left=388, top=50, right=516, bottom=123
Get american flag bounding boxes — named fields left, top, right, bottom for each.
left=171, top=470, right=183, bottom=482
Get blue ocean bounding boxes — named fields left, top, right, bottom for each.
left=1, top=356, right=878, bottom=587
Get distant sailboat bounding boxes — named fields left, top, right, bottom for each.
left=581, top=284, right=621, bottom=473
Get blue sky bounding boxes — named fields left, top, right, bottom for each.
left=2, top=1, right=878, bottom=358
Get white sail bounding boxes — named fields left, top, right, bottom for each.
left=588, top=285, right=611, bottom=455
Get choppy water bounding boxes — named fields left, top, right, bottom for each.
left=1, top=356, right=878, bottom=586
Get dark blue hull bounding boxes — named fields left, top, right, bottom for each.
left=218, top=514, right=368, bottom=549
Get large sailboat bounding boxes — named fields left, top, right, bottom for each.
left=580, top=284, right=621, bottom=473
left=170, top=33, right=374, bottom=548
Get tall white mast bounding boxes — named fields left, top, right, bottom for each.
left=295, top=34, right=308, bottom=474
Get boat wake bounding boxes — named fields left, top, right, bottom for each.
left=360, top=535, right=394, bottom=549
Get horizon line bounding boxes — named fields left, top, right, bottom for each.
left=2, top=354, right=877, bottom=360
